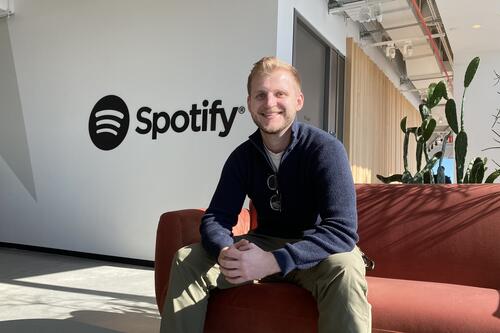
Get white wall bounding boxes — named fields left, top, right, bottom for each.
left=0, top=0, right=278, bottom=260
left=453, top=50, right=500, bottom=174
left=1, top=0, right=433, bottom=261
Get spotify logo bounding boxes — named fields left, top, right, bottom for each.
left=89, top=95, right=130, bottom=151
left=89, top=94, right=244, bottom=151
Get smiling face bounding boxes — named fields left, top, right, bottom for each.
left=247, top=68, right=304, bottom=136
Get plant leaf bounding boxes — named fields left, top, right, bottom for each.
left=476, top=165, right=485, bottom=183
left=427, top=83, right=437, bottom=103
left=376, top=174, right=403, bottom=184
left=400, top=116, right=407, bottom=133
left=469, top=157, right=485, bottom=183
left=463, top=172, right=470, bottom=184
left=419, top=104, right=430, bottom=121
left=485, top=169, right=500, bottom=183
left=422, top=118, right=436, bottom=141
left=464, top=57, right=480, bottom=88
left=442, top=83, right=449, bottom=100
left=427, top=81, right=446, bottom=108
left=416, top=142, right=423, bottom=171
left=455, top=131, right=468, bottom=183
left=412, top=152, right=442, bottom=184
left=402, top=171, right=413, bottom=183
left=422, top=151, right=443, bottom=173
left=445, top=99, right=459, bottom=134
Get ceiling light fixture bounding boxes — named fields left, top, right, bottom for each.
left=0, top=0, right=14, bottom=18
left=472, top=24, right=481, bottom=29
left=402, top=41, right=413, bottom=58
left=385, top=43, right=396, bottom=59
left=357, top=2, right=383, bottom=23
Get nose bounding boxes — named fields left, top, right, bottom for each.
left=264, top=93, right=277, bottom=108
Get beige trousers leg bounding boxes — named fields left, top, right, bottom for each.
left=285, top=246, right=372, bottom=333
left=160, top=233, right=371, bottom=333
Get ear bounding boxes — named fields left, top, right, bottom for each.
left=296, top=91, right=304, bottom=112
left=247, top=95, right=251, bottom=110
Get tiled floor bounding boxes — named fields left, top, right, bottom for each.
left=0, top=247, right=160, bottom=333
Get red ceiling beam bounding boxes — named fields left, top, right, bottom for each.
left=409, top=0, right=453, bottom=92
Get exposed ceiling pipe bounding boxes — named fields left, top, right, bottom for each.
left=408, top=0, right=453, bottom=93
left=426, top=0, right=453, bottom=68
left=368, top=33, right=445, bottom=47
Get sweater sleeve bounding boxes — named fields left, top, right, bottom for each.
left=200, top=148, right=247, bottom=259
left=272, top=138, right=358, bottom=275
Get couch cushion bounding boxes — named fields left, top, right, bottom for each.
left=205, top=283, right=318, bottom=333
left=368, top=276, right=500, bottom=333
left=203, top=277, right=500, bottom=333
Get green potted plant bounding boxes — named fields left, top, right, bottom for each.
left=377, top=57, right=500, bottom=184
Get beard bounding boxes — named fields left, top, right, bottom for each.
left=250, top=108, right=295, bottom=135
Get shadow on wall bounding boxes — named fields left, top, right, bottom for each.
left=0, top=19, right=37, bottom=200
left=0, top=309, right=160, bottom=333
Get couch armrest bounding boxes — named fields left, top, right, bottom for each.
left=154, top=208, right=251, bottom=314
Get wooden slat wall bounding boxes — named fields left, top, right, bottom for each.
left=344, top=38, right=420, bottom=183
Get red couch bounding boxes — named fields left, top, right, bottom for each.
left=155, top=184, right=500, bottom=332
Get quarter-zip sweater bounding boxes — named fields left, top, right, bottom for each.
left=200, top=121, right=358, bottom=276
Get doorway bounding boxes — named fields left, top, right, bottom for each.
left=293, top=12, right=345, bottom=141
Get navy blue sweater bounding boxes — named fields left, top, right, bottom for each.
left=200, top=121, right=358, bottom=275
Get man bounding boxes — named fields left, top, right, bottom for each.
left=434, top=165, right=452, bottom=184
left=161, top=56, right=371, bottom=332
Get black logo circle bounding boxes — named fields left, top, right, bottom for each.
left=89, top=95, right=130, bottom=151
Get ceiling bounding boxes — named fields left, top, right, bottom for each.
left=436, top=0, right=500, bottom=57
left=330, top=0, right=500, bottom=94
left=329, top=0, right=500, bottom=156
left=330, top=0, right=453, bottom=99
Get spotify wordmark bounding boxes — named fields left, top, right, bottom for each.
left=89, top=95, right=245, bottom=150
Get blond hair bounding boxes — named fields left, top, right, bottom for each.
left=247, top=56, right=302, bottom=95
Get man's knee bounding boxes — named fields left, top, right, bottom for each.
left=318, top=247, right=366, bottom=278
left=307, top=248, right=368, bottom=301
left=173, top=244, right=196, bottom=264
left=173, top=243, right=208, bottom=263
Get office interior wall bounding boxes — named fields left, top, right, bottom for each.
left=0, top=0, right=277, bottom=260
left=345, top=38, right=420, bottom=183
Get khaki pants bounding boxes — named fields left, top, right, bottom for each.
left=160, top=233, right=371, bottom=333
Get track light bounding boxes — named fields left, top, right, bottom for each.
left=402, top=41, right=413, bottom=58
left=357, top=2, right=383, bottom=23
left=0, top=0, right=14, bottom=18
left=373, top=3, right=383, bottom=23
left=385, top=44, right=396, bottom=59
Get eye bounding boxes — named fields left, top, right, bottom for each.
left=255, top=93, right=266, bottom=100
left=275, top=91, right=286, bottom=98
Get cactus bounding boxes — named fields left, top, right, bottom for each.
left=444, top=57, right=499, bottom=183
left=443, top=57, right=479, bottom=183
left=377, top=77, right=445, bottom=183
left=377, top=56, right=499, bottom=184
left=377, top=57, right=500, bottom=183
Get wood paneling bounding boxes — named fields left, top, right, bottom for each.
left=345, top=38, right=420, bottom=183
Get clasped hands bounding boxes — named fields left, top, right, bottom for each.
left=218, top=239, right=281, bottom=284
